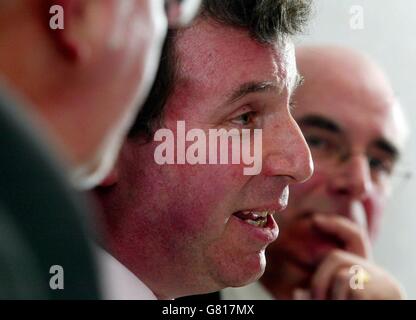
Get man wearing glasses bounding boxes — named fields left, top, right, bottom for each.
left=223, top=45, right=408, bottom=300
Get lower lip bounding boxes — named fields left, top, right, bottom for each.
left=231, top=214, right=279, bottom=245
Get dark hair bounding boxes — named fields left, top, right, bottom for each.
left=128, top=0, right=312, bottom=139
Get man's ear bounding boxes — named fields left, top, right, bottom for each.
left=46, top=0, right=104, bottom=62
left=99, top=167, right=119, bottom=188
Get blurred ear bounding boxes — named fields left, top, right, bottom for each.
left=47, top=0, right=107, bottom=62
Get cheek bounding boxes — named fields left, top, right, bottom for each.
left=163, top=163, right=249, bottom=236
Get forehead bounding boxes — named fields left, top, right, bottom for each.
left=173, top=19, right=297, bottom=102
left=293, top=59, right=407, bottom=151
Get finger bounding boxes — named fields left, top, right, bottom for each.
left=351, top=201, right=368, bottom=231
left=311, top=250, right=359, bottom=300
left=330, top=268, right=351, bottom=300
left=313, top=214, right=370, bottom=258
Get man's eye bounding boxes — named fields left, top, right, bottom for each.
left=305, top=135, right=329, bottom=149
left=368, top=156, right=393, bottom=175
left=230, top=112, right=256, bottom=126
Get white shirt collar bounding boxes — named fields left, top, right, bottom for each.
left=95, top=247, right=157, bottom=300
left=221, top=281, right=274, bottom=300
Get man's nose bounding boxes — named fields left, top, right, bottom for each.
left=329, top=154, right=373, bottom=200
left=263, top=116, right=313, bottom=183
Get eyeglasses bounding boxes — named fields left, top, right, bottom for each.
left=302, top=126, right=412, bottom=188
left=165, top=0, right=202, bottom=27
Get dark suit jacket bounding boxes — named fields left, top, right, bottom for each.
left=0, top=87, right=100, bottom=299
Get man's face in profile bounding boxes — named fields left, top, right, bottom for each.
left=98, top=19, right=313, bottom=299
left=265, top=48, right=407, bottom=290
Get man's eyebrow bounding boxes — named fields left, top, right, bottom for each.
left=297, top=114, right=342, bottom=134
left=299, top=115, right=400, bottom=159
left=226, top=81, right=280, bottom=104
left=373, top=138, right=399, bottom=159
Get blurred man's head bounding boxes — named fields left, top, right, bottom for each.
left=0, top=0, right=168, bottom=188
left=95, top=0, right=313, bottom=299
left=262, top=45, right=408, bottom=298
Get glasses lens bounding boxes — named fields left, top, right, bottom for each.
left=390, top=162, right=413, bottom=192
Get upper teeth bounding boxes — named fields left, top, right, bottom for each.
left=241, top=210, right=275, bottom=218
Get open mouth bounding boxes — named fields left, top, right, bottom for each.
left=233, top=210, right=276, bottom=228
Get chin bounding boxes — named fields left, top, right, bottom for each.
left=218, top=251, right=266, bottom=288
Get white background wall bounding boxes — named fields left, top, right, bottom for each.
left=296, top=0, right=416, bottom=298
